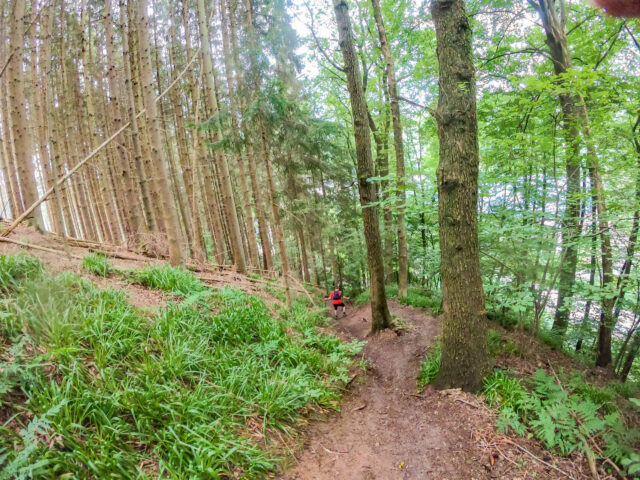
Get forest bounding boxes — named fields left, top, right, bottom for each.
left=1, top=0, right=640, bottom=478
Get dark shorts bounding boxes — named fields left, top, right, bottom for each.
left=333, top=302, right=345, bottom=309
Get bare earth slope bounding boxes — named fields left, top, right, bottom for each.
left=282, top=300, right=577, bottom=480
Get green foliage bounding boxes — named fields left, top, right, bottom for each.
left=483, top=369, right=640, bottom=474
left=0, top=401, right=65, bottom=480
left=82, top=253, right=115, bottom=277
left=0, top=264, right=360, bottom=478
left=487, top=329, right=522, bottom=357
left=0, top=336, right=44, bottom=406
left=398, top=288, right=442, bottom=312
left=0, top=253, right=43, bottom=294
left=417, top=341, right=441, bottom=390
left=129, top=264, right=206, bottom=296
left=539, top=328, right=566, bottom=350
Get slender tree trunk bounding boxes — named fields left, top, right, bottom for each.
left=220, top=0, right=260, bottom=268
left=620, top=326, right=640, bottom=382
left=576, top=196, right=597, bottom=352
left=196, top=0, right=246, bottom=273
left=0, top=85, right=22, bottom=217
left=431, top=0, right=487, bottom=392
left=333, top=0, right=391, bottom=332
left=534, top=0, right=615, bottom=367
left=137, top=0, right=184, bottom=265
left=238, top=1, right=274, bottom=271
left=258, top=119, right=292, bottom=307
left=371, top=0, right=407, bottom=297
left=8, top=0, right=44, bottom=229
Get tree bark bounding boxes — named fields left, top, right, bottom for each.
left=370, top=0, right=408, bottom=297
left=8, top=0, right=44, bottom=229
left=431, top=0, right=487, bottom=392
left=196, top=0, right=246, bottom=273
left=220, top=0, right=260, bottom=269
left=333, top=0, right=391, bottom=332
left=137, top=0, right=184, bottom=265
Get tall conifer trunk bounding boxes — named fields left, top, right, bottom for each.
left=136, top=0, right=184, bottom=265
left=196, top=0, right=246, bottom=273
left=8, top=0, right=44, bottom=229
left=333, top=0, right=391, bottom=332
left=370, top=0, right=408, bottom=297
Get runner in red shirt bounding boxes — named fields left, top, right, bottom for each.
left=329, top=287, right=348, bottom=318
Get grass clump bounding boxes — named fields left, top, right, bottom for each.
left=0, top=253, right=43, bottom=294
left=82, top=253, right=115, bottom=277
left=483, top=369, right=640, bottom=475
left=417, top=341, right=442, bottom=390
left=130, top=263, right=206, bottom=296
left=398, top=288, right=442, bottom=313
left=0, top=257, right=360, bottom=478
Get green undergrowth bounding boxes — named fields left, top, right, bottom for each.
left=417, top=340, right=442, bottom=391
left=82, top=253, right=115, bottom=278
left=488, top=329, right=523, bottom=357
left=0, top=254, right=362, bottom=479
left=128, top=263, right=207, bottom=296
left=483, top=369, right=640, bottom=476
left=354, top=285, right=441, bottom=312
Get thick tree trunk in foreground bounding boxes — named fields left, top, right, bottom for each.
left=333, top=0, right=391, bottom=333
left=431, top=0, right=487, bottom=392
left=137, top=0, right=183, bottom=265
left=370, top=0, right=408, bottom=298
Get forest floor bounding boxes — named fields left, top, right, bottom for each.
left=280, top=301, right=586, bottom=480
left=0, top=225, right=600, bottom=479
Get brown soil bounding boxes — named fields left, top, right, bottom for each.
left=280, top=300, right=586, bottom=480
left=0, top=224, right=283, bottom=308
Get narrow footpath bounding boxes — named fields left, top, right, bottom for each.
left=280, top=299, right=571, bottom=480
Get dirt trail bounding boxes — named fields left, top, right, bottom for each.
left=281, top=300, right=571, bottom=480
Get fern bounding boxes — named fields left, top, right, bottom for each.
left=0, top=401, right=65, bottom=480
left=484, top=369, right=640, bottom=474
left=496, top=406, right=527, bottom=436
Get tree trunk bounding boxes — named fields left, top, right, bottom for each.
left=259, top=119, right=292, bottom=307
left=333, top=0, right=391, bottom=332
left=534, top=0, right=615, bottom=367
left=431, top=0, right=487, bottom=392
left=136, top=0, right=184, bottom=265
left=8, top=0, right=44, bottom=229
left=619, top=326, right=640, bottom=382
left=370, top=0, right=407, bottom=298
left=220, top=0, right=260, bottom=269
left=196, top=0, right=246, bottom=273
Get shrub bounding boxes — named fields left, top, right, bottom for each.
left=398, top=288, right=442, bottom=312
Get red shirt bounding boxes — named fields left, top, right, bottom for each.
left=331, top=290, right=343, bottom=304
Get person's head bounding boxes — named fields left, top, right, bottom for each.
left=334, top=286, right=339, bottom=291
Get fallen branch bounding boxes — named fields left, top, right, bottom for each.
left=0, top=236, right=83, bottom=260
left=501, top=438, right=575, bottom=479
left=319, top=443, right=350, bottom=455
